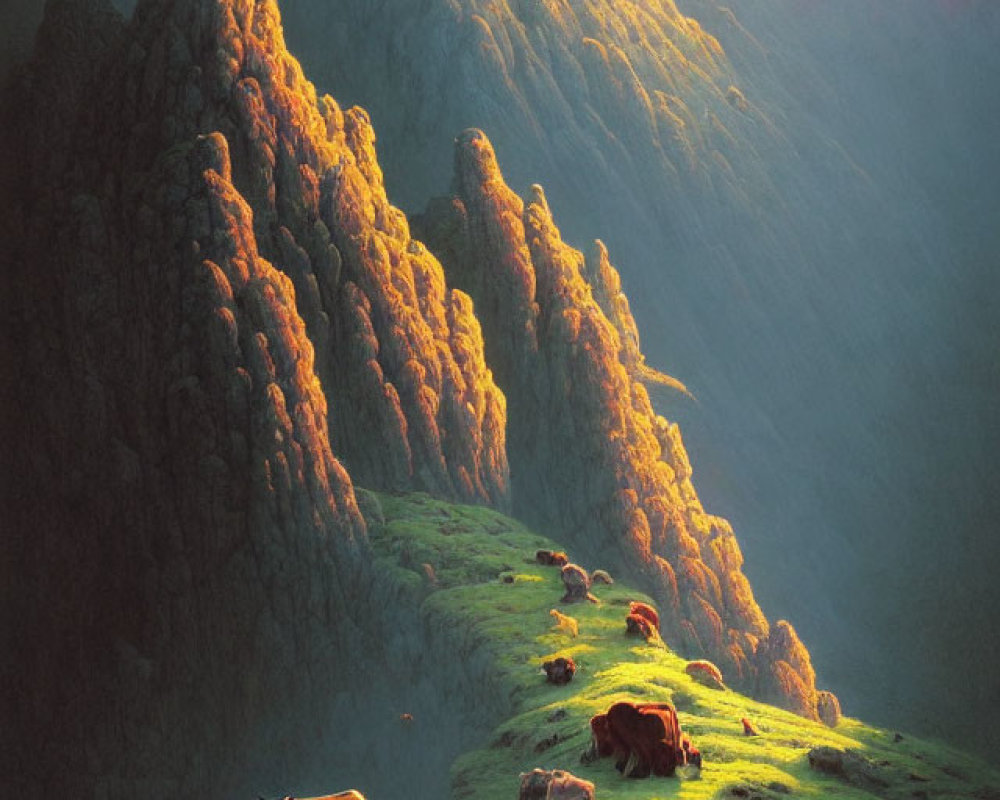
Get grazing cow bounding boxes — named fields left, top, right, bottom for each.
left=590, top=569, right=614, bottom=585
left=543, top=656, right=576, bottom=685
left=580, top=701, right=701, bottom=778
left=580, top=712, right=622, bottom=764
left=681, top=734, right=702, bottom=768
left=561, top=563, right=596, bottom=603
left=626, top=613, right=656, bottom=641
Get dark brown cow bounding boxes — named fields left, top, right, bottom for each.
left=580, top=701, right=701, bottom=778
left=543, top=656, right=576, bottom=685
left=580, top=712, right=625, bottom=766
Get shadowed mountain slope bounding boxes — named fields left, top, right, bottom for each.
left=0, top=0, right=507, bottom=791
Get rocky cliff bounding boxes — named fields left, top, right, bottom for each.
left=415, top=129, right=825, bottom=718
left=269, top=0, right=1000, bottom=759
left=1, top=0, right=507, bottom=792
left=1, top=0, right=861, bottom=793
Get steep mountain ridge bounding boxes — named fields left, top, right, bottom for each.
left=272, top=0, right=1000, bottom=759
left=1, top=0, right=373, bottom=791
left=11, top=0, right=991, bottom=793
left=1, top=0, right=507, bottom=791
left=416, top=129, right=825, bottom=718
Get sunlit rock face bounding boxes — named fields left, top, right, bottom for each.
left=0, top=0, right=507, bottom=792
left=274, top=0, right=1000, bottom=760
left=203, top=0, right=509, bottom=506
left=99, top=0, right=507, bottom=508
left=415, top=129, right=825, bottom=715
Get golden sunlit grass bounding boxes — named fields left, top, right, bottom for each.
left=368, top=491, right=1000, bottom=800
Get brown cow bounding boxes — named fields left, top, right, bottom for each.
left=543, top=656, right=576, bottom=685
left=580, top=701, right=701, bottom=778
left=590, top=569, right=614, bottom=585
left=628, top=601, right=659, bottom=629
left=561, top=563, right=596, bottom=603
left=580, top=712, right=625, bottom=766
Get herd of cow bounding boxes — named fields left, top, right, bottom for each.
left=533, top=548, right=704, bottom=792
left=269, top=548, right=706, bottom=800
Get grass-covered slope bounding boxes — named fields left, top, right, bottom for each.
left=366, top=491, right=1000, bottom=800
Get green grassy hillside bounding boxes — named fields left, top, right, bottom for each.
left=364, top=491, right=999, bottom=800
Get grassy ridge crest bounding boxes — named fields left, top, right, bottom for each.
left=367, top=491, right=1000, bottom=800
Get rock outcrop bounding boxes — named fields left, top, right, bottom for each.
left=754, top=620, right=820, bottom=720
left=0, top=0, right=506, bottom=792
left=202, top=0, right=509, bottom=506
left=519, top=768, right=595, bottom=800
left=817, top=689, right=843, bottom=728
left=415, top=129, right=823, bottom=714
left=686, top=660, right=727, bottom=691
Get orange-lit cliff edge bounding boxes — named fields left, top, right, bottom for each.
left=414, top=129, right=833, bottom=720
left=2, top=0, right=833, bottom=792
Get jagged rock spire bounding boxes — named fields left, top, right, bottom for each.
left=416, top=128, right=825, bottom=715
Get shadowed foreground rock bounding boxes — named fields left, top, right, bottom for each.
left=807, top=747, right=890, bottom=792
left=0, top=0, right=508, bottom=793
